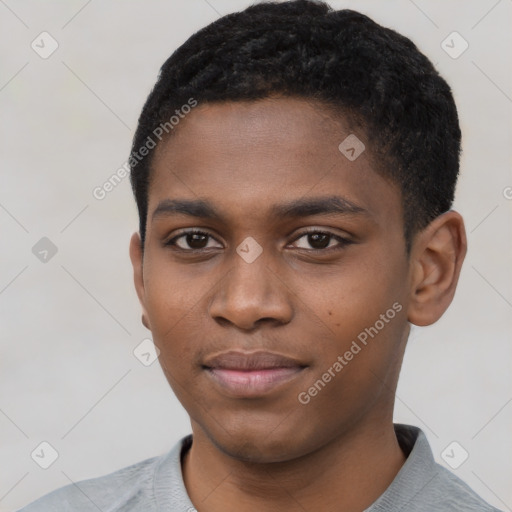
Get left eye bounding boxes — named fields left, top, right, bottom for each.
left=290, top=231, right=351, bottom=251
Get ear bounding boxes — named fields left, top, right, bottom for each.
left=407, top=210, right=467, bottom=326
left=129, top=232, right=150, bottom=330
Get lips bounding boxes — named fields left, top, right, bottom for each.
left=203, top=350, right=307, bottom=398
left=203, top=350, right=305, bottom=371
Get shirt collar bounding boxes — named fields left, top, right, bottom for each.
left=153, top=424, right=436, bottom=510
left=365, top=424, right=439, bottom=511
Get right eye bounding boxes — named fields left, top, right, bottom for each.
left=164, top=229, right=223, bottom=251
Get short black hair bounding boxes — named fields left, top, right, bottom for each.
left=129, top=0, right=461, bottom=256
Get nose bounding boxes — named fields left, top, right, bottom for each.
left=208, top=250, right=293, bottom=331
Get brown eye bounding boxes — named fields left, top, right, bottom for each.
left=306, top=232, right=331, bottom=249
left=291, top=230, right=352, bottom=251
left=184, top=233, right=208, bottom=249
left=165, top=230, right=222, bottom=251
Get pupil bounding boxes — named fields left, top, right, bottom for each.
left=188, top=233, right=207, bottom=249
left=309, top=233, right=329, bottom=249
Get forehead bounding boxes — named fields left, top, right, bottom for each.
left=155, top=97, right=348, bottom=167
left=148, top=98, right=401, bottom=226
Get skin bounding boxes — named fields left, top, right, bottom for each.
left=129, top=97, right=467, bottom=512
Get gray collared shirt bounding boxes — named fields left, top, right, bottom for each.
left=19, top=424, right=502, bottom=511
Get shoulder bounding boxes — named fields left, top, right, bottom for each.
left=18, top=452, right=166, bottom=512
left=426, top=464, right=503, bottom=512
left=369, top=424, right=504, bottom=512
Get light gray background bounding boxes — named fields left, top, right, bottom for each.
left=1, top=1, right=511, bottom=510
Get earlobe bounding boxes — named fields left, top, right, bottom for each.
left=407, top=211, right=467, bottom=327
left=129, top=232, right=150, bottom=329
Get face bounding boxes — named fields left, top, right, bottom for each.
left=130, top=97, right=413, bottom=463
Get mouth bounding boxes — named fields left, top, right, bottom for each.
left=202, top=350, right=307, bottom=398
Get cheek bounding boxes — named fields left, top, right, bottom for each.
left=144, top=250, right=205, bottom=320
left=143, top=264, right=203, bottom=361
left=302, top=252, right=407, bottom=374
left=297, top=257, right=397, bottom=332
left=143, top=265, right=216, bottom=417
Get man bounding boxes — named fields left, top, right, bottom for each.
left=20, top=1, right=501, bottom=510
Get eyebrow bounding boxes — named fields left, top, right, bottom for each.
left=151, top=195, right=369, bottom=222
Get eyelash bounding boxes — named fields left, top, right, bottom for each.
left=164, top=228, right=353, bottom=253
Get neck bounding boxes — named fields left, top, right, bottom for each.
left=182, top=418, right=406, bottom=512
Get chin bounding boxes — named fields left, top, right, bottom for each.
left=201, top=415, right=316, bottom=464
left=218, top=437, right=302, bottom=464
